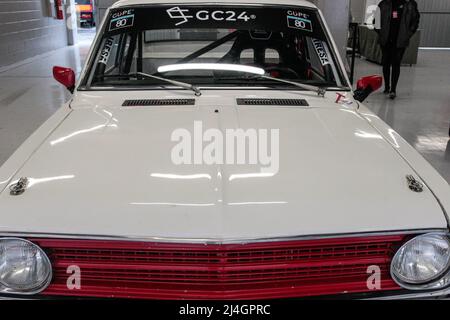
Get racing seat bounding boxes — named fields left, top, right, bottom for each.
left=218, top=31, right=309, bottom=79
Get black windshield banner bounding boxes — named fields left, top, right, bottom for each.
left=106, top=5, right=326, bottom=40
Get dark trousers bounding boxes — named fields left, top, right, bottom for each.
left=381, top=45, right=406, bottom=93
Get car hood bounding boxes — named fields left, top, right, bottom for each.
left=0, top=91, right=446, bottom=241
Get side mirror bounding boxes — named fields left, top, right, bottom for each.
left=353, top=75, right=382, bottom=102
left=53, top=66, right=75, bottom=93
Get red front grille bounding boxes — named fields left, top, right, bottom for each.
left=32, top=235, right=408, bottom=299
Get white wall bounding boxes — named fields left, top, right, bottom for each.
left=350, top=0, right=381, bottom=25
left=364, top=0, right=381, bottom=25
left=0, top=0, right=68, bottom=68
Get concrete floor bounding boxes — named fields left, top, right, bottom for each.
left=0, top=38, right=449, bottom=183
left=354, top=50, right=450, bottom=183
left=0, top=28, right=93, bottom=165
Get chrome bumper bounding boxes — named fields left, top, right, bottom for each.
left=0, top=292, right=448, bottom=300
left=369, top=289, right=450, bottom=300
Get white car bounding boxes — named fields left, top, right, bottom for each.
left=0, top=0, right=450, bottom=300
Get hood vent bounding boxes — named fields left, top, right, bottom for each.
left=237, top=98, right=309, bottom=106
left=122, top=99, right=195, bottom=107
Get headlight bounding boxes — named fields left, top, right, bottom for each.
left=0, top=238, right=52, bottom=294
left=391, top=233, right=450, bottom=289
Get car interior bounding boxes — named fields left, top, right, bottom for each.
left=92, top=28, right=337, bottom=86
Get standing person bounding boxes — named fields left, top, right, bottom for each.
left=375, top=0, right=420, bottom=99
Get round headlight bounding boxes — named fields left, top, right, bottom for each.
left=0, top=238, right=52, bottom=294
left=391, top=233, right=450, bottom=288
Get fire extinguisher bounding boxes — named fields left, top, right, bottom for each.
left=55, top=0, right=64, bottom=20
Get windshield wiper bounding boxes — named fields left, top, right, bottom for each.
left=257, top=75, right=327, bottom=97
left=214, top=74, right=327, bottom=96
left=137, top=72, right=201, bottom=96
left=95, top=72, right=202, bottom=96
left=156, top=63, right=326, bottom=96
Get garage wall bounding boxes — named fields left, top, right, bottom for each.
left=350, top=0, right=367, bottom=24
left=95, top=0, right=115, bottom=25
left=416, top=0, right=450, bottom=48
left=0, top=0, right=68, bottom=68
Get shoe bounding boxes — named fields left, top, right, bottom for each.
left=383, top=88, right=390, bottom=94
left=389, top=92, right=397, bottom=100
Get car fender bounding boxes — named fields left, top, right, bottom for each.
left=0, top=104, right=73, bottom=195
left=358, top=103, right=450, bottom=223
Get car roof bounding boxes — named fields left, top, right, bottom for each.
left=112, top=0, right=317, bottom=9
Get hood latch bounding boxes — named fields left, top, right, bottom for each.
left=9, top=177, right=29, bottom=196
left=406, top=175, right=424, bottom=193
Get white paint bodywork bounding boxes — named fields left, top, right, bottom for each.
left=0, top=0, right=449, bottom=243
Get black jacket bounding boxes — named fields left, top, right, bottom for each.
left=377, top=0, right=420, bottom=48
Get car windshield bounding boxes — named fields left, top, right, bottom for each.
left=82, top=5, right=348, bottom=90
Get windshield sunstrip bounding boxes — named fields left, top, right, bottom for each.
left=106, top=6, right=327, bottom=39
left=80, top=4, right=348, bottom=90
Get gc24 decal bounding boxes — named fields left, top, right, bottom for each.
left=166, top=6, right=256, bottom=26
left=286, top=10, right=313, bottom=32
left=312, top=38, right=330, bottom=66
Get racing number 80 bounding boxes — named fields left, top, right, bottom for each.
left=294, top=19, right=306, bottom=29
left=115, top=18, right=128, bottom=28
left=287, top=16, right=312, bottom=32
left=109, top=15, right=134, bottom=31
